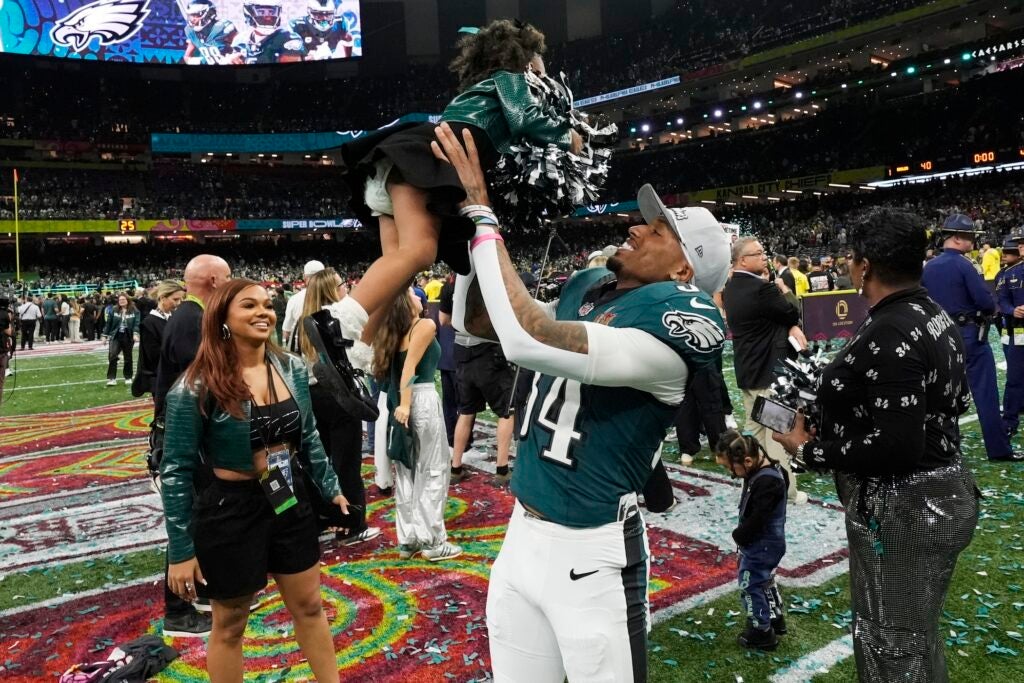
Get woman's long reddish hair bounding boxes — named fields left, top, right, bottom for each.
left=184, top=278, right=283, bottom=418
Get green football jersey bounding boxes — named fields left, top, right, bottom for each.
left=510, top=268, right=726, bottom=527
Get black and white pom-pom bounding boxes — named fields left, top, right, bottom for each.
left=490, top=71, right=618, bottom=230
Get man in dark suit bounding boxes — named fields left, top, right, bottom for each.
left=152, top=253, right=231, bottom=638
left=773, top=253, right=796, bottom=293
left=723, top=238, right=808, bottom=504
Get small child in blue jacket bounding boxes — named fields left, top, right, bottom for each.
left=715, top=430, right=788, bottom=651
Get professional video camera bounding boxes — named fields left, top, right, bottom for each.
left=750, top=348, right=831, bottom=472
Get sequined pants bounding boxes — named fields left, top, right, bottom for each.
left=836, top=460, right=978, bottom=683
left=393, top=384, right=451, bottom=549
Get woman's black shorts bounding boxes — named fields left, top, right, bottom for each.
left=191, top=472, right=320, bottom=600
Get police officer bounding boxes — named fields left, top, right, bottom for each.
left=996, top=236, right=1024, bottom=438
left=922, top=214, right=1024, bottom=461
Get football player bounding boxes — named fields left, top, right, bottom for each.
left=181, top=0, right=237, bottom=65
left=435, top=123, right=731, bottom=682
left=291, top=0, right=355, bottom=60
left=231, top=0, right=305, bottom=64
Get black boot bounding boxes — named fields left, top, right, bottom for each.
left=304, top=313, right=379, bottom=421
left=772, top=614, right=787, bottom=635
left=738, top=621, right=778, bottom=651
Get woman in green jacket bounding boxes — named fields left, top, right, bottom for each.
left=103, top=293, right=140, bottom=386
left=161, top=278, right=348, bottom=683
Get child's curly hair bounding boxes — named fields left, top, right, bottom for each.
left=715, top=429, right=767, bottom=467
left=449, top=19, right=547, bottom=92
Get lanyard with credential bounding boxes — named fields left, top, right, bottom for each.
left=253, top=358, right=298, bottom=514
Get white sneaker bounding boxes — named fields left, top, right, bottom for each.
left=664, top=428, right=678, bottom=442
left=106, top=379, right=117, bottom=386
left=725, top=415, right=738, bottom=430
left=397, top=544, right=419, bottom=560
left=340, top=526, right=381, bottom=546
left=680, top=453, right=694, bottom=465
left=420, top=542, right=463, bottom=562
left=789, top=491, right=809, bottom=505
left=123, top=377, right=131, bottom=385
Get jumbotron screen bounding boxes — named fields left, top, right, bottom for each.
left=0, top=0, right=362, bottom=64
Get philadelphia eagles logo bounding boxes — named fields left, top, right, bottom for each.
left=662, top=310, right=725, bottom=353
left=50, top=0, right=151, bottom=53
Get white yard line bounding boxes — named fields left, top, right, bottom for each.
left=0, top=573, right=163, bottom=618
left=769, top=634, right=854, bottom=682
left=16, top=378, right=118, bottom=391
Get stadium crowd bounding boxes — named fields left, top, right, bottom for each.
left=0, top=0, right=932, bottom=141
left=3, top=64, right=1023, bottom=224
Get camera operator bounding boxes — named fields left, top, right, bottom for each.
left=0, top=296, right=13, bottom=405
left=773, top=209, right=979, bottom=683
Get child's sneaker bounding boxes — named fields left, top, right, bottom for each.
left=738, top=622, right=778, bottom=651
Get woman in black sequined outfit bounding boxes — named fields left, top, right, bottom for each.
left=774, top=208, right=979, bottom=683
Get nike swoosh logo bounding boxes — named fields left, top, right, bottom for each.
left=569, top=569, right=599, bottom=581
left=689, top=299, right=718, bottom=310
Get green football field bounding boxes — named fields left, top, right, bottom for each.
left=3, top=343, right=1024, bottom=682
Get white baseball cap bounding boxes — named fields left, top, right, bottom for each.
left=637, top=184, right=730, bottom=295
left=303, top=260, right=326, bottom=277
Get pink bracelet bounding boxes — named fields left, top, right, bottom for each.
left=471, top=232, right=504, bottom=250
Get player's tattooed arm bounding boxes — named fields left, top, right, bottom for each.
left=494, top=241, right=589, bottom=354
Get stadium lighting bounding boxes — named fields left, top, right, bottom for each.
left=641, top=124, right=651, bottom=132
left=713, top=109, right=723, bottom=118
left=905, top=66, right=916, bottom=74
left=741, top=105, right=747, bottom=111
left=258, top=153, right=265, bottom=158
left=794, top=91, right=803, bottom=99
left=629, top=127, right=636, bottom=134
left=961, top=52, right=971, bottom=61
left=828, top=183, right=851, bottom=188
left=753, top=101, right=762, bottom=109
left=841, top=83, right=847, bottom=88
left=676, top=117, right=683, bottom=124
left=700, top=200, right=717, bottom=204
left=944, top=58, right=951, bottom=64
left=890, top=71, right=898, bottom=77
left=742, top=194, right=758, bottom=199
left=206, top=152, right=214, bottom=156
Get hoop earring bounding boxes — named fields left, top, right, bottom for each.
left=221, top=323, right=231, bottom=340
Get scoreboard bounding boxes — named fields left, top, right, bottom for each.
left=886, top=148, right=1024, bottom=177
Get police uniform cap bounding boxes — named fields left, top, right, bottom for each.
left=1002, top=237, right=1021, bottom=252
left=940, top=213, right=983, bottom=235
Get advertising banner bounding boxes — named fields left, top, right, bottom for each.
left=151, top=113, right=441, bottom=153
left=800, top=290, right=868, bottom=341
left=0, top=0, right=361, bottom=64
